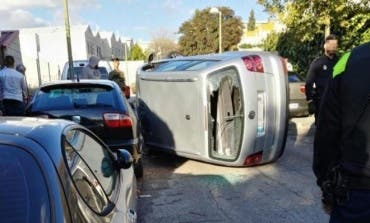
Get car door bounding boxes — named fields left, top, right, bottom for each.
left=62, top=128, right=137, bottom=223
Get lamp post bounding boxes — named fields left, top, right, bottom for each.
left=210, top=7, right=222, bottom=54
left=63, top=0, right=74, bottom=79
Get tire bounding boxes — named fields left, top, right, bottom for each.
left=134, top=158, right=144, bottom=178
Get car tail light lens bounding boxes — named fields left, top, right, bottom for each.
left=103, top=113, right=132, bottom=128
left=242, top=55, right=264, bottom=73
left=300, top=85, right=306, bottom=94
left=244, top=151, right=263, bottom=166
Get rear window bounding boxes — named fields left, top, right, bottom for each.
left=0, top=145, right=51, bottom=223
left=67, top=67, right=109, bottom=79
left=149, top=60, right=218, bottom=72
left=32, top=85, right=118, bottom=111
left=288, top=72, right=305, bottom=82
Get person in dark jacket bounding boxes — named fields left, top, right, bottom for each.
left=108, top=58, right=126, bottom=90
left=306, top=34, right=339, bottom=124
left=313, top=42, right=370, bottom=223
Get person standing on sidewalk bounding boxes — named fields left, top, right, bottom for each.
left=16, top=64, right=30, bottom=104
left=313, top=42, right=370, bottom=222
left=0, top=56, right=27, bottom=116
left=305, top=34, right=339, bottom=124
left=109, top=57, right=126, bottom=90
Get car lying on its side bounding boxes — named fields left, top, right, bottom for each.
left=25, top=80, right=143, bottom=178
left=0, top=117, right=137, bottom=223
left=136, top=51, right=289, bottom=167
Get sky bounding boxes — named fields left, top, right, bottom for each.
left=0, top=0, right=270, bottom=42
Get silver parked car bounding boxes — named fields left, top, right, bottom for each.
left=136, top=51, right=289, bottom=166
left=0, top=117, right=137, bottom=223
left=288, top=71, right=309, bottom=117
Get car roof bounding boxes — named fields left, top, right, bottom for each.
left=0, top=117, right=73, bottom=137
left=40, top=79, right=117, bottom=89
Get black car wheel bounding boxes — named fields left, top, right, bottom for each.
left=134, top=158, right=143, bottom=178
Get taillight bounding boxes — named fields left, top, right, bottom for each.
left=244, top=151, right=263, bottom=166
left=103, top=113, right=132, bottom=128
left=242, top=55, right=264, bottom=73
left=300, top=85, right=306, bottom=94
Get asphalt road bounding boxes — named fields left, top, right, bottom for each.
left=137, top=116, right=329, bottom=223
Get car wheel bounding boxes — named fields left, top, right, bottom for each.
left=134, top=158, right=144, bottom=178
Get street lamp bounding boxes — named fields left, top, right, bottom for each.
left=210, top=7, right=222, bottom=54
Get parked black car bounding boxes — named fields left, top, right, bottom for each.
left=0, top=117, right=137, bottom=223
left=26, top=80, right=143, bottom=177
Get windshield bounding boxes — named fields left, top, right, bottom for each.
left=0, top=145, right=51, bottom=223
left=288, top=72, right=305, bottom=82
left=32, top=85, right=118, bottom=111
left=67, top=67, right=109, bottom=79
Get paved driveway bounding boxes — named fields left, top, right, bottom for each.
left=137, top=116, right=328, bottom=223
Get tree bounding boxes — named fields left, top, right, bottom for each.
left=149, top=30, right=179, bottom=59
left=247, top=10, right=256, bottom=31
left=128, top=43, right=146, bottom=60
left=259, top=0, right=370, bottom=75
left=178, top=7, right=244, bottom=55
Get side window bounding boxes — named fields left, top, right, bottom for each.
left=63, top=129, right=117, bottom=213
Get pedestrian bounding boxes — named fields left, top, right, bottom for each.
left=16, top=64, right=30, bottom=103
left=81, top=56, right=101, bottom=79
left=305, top=34, right=339, bottom=124
left=0, top=56, right=27, bottom=116
left=313, top=42, right=370, bottom=222
left=108, top=57, right=126, bottom=89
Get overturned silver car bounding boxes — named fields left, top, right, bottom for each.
left=136, top=51, right=289, bottom=166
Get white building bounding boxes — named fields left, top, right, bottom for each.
left=13, top=25, right=130, bottom=88
left=100, top=31, right=129, bottom=60
left=0, top=25, right=138, bottom=90
left=0, top=31, right=23, bottom=66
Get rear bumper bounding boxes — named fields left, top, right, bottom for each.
left=289, top=99, right=309, bottom=117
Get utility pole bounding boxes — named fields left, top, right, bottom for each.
left=63, top=0, right=74, bottom=80
left=35, top=33, right=42, bottom=86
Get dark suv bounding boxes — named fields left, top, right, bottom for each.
left=26, top=80, right=143, bottom=177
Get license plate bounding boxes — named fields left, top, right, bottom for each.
left=289, top=103, right=299, bottom=109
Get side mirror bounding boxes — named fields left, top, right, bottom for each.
left=116, top=149, right=133, bottom=169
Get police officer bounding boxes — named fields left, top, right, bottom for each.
left=313, top=42, right=370, bottom=222
left=306, top=34, right=339, bottom=123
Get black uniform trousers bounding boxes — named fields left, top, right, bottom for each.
left=330, top=190, right=370, bottom=223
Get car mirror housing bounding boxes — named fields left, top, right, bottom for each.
left=115, top=149, right=133, bottom=169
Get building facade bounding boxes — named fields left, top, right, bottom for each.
left=0, top=25, right=130, bottom=88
